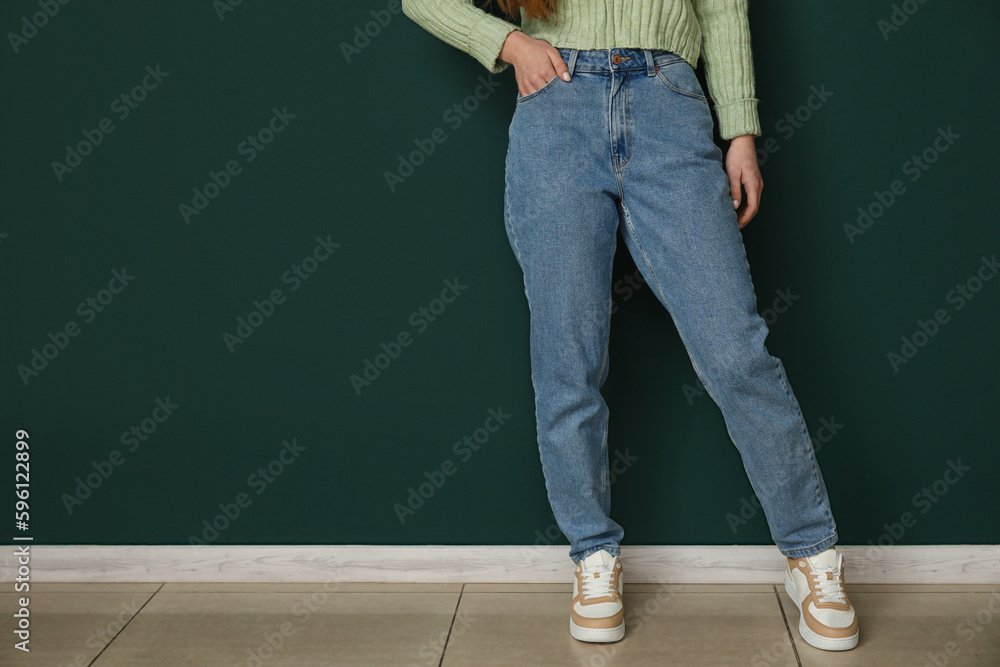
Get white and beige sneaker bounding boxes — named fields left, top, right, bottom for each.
left=570, top=549, right=625, bottom=643
left=784, top=548, right=859, bottom=651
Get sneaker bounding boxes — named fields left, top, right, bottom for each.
left=784, top=548, right=860, bottom=651
left=570, top=549, right=625, bottom=643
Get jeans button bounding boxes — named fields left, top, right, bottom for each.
left=612, top=54, right=622, bottom=65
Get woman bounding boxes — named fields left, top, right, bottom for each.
left=401, top=0, right=859, bottom=652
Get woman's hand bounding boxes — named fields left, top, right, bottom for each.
left=726, top=134, right=763, bottom=229
left=500, top=31, right=571, bottom=96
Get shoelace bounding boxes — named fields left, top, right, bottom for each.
left=580, top=566, right=617, bottom=601
left=808, top=562, right=847, bottom=604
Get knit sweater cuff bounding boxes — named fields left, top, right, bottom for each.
left=470, top=14, right=520, bottom=74
left=714, top=98, right=762, bottom=140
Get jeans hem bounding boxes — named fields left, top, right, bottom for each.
left=573, top=545, right=621, bottom=565
left=779, top=533, right=838, bottom=559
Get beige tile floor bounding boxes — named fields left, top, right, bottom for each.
left=2, top=582, right=998, bottom=666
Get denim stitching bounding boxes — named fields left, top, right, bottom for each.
left=782, top=533, right=838, bottom=559
left=598, top=224, right=617, bottom=512
left=516, top=73, right=561, bottom=104
left=617, top=75, right=633, bottom=169
left=773, top=355, right=830, bottom=520
left=654, top=63, right=708, bottom=101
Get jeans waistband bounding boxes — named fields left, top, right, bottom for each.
left=555, top=47, right=685, bottom=77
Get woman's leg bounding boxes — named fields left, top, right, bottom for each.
left=612, top=48, right=838, bottom=558
left=504, top=50, right=625, bottom=565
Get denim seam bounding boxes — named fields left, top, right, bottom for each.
left=781, top=532, right=839, bottom=559
left=598, top=226, right=616, bottom=512
left=619, top=75, right=633, bottom=169
left=616, top=195, right=722, bottom=409
left=503, top=159, right=525, bottom=269
left=654, top=64, right=708, bottom=102
left=516, top=73, right=561, bottom=104
left=773, top=356, right=832, bottom=523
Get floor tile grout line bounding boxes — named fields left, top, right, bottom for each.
left=438, top=583, right=465, bottom=667
left=772, top=584, right=803, bottom=667
left=87, top=582, right=165, bottom=667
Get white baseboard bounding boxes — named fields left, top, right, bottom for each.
left=2, top=545, right=998, bottom=584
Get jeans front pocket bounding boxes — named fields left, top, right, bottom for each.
left=653, top=58, right=708, bottom=102
left=515, top=72, right=562, bottom=104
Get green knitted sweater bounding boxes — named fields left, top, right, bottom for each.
left=401, top=0, right=761, bottom=139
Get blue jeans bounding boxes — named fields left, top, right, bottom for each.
left=503, top=47, right=839, bottom=565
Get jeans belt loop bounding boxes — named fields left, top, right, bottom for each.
left=644, top=49, right=655, bottom=76
left=566, top=48, right=579, bottom=78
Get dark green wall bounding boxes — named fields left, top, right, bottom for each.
left=3, top=1, right=997, bottom=550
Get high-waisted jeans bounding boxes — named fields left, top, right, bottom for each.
left=503, top=47, right=839, bottom=565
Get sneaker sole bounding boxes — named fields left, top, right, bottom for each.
left=569, top=617, right=625, bottom=643
left=783, top=570, right=859, bottom=651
